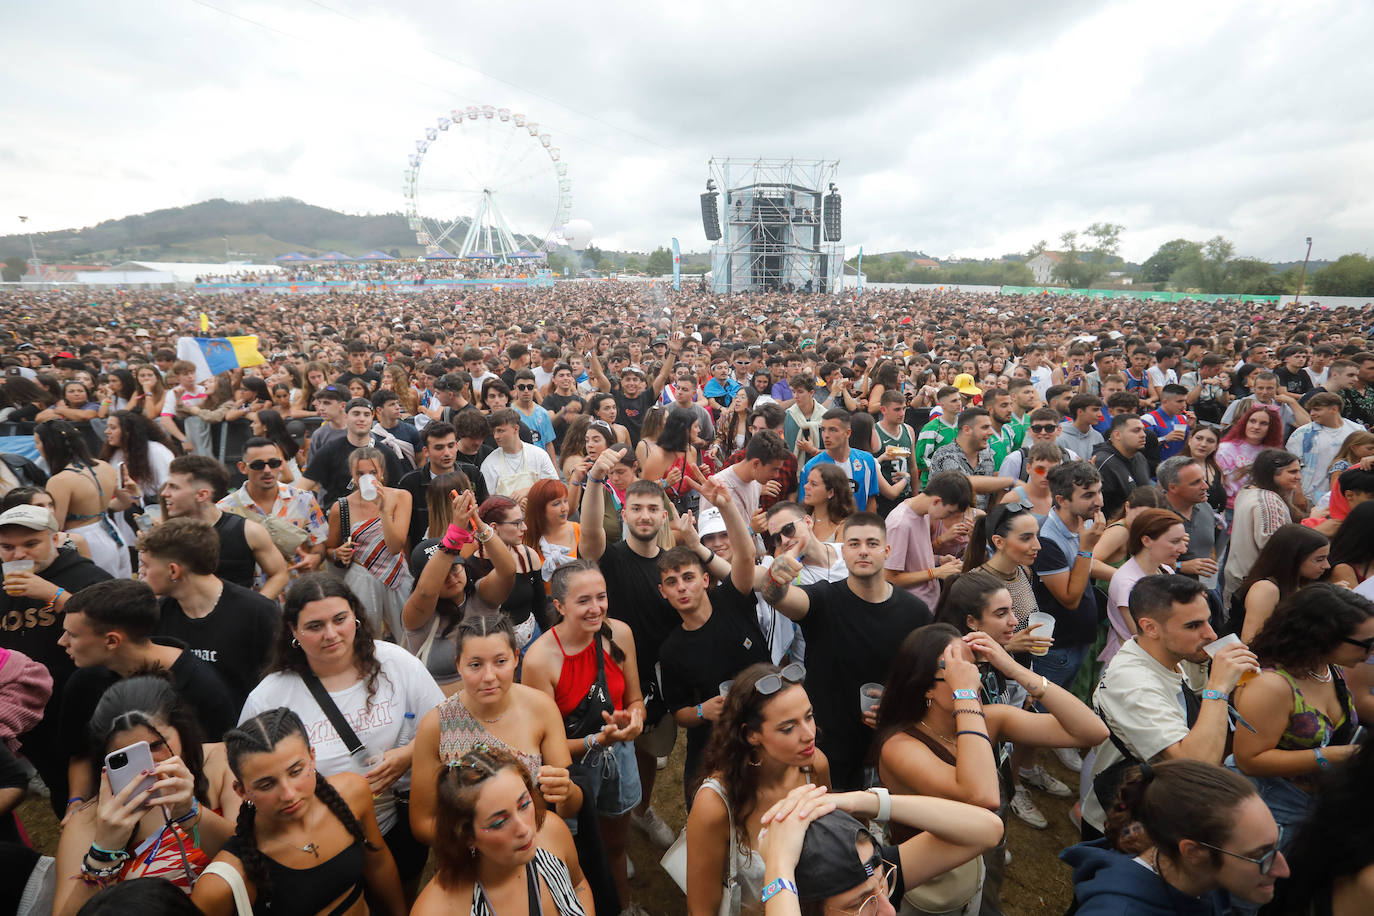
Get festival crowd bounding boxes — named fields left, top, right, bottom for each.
left=0, top=282, right=1372, bottom=916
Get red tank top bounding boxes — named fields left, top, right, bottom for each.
left=552, top=627, right=626, bottom=717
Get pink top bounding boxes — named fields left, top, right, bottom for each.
left=1216, top=440, right=1265, bottom=509
left=1101, top=556, right=1172, bottom=667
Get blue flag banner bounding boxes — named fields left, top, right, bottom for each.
left=176, top=335, right=266, bottom=382
left=671, top=237, right=681, bottom=291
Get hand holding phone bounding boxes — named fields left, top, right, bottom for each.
left=106, top=740, right=156, bottom=801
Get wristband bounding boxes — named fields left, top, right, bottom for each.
left=587, top=476, right=607, bottom=484
left=696, top=704, right=704, bottom=720
left=1200, top=689, right=1228, bottom=702
left=473, top=525, right=494, bottom=544
left=442, top=523, right=476, bottom=551
left=45, top=586, right=66, bottom=610
left=1075, top=550, right=1093, bottom=560
left=1314, top=747, right=1330, bottom=769
left=957, top=730, right=995, bottom=746
left=952, top=688, right=980, bottom=701
left=761, top=878, right=798, bottom=903
left=866, top=786, right=891, bottom=823
left=66, top=795, right=85, bottom=808
left=954, top=707, right=987, bottom=718
left=174, top=796, right=200, bottom=824
left=88, top=843, right=131, bottom=863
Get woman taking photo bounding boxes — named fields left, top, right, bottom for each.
left=249, top=408, right=301, bottom=483
left=801, top=463, right=856, bottom=543
left=1061, top=760, right=1288, bottom=913
left=409, top=612, right=580, bottom=846
left=521, top=560, right=646, bottom=911
left=1229, top=524, right=1331, bottom=641
left=874, top=625, right=1106, bottom=913
left=1184, top=424, right=1229, bottom=516
left=470, top=495, right=548, bottom=650
left=324, top=446, right=413, bottom=641
left=192, top=707, right=406, bottom=916
left=524, top=478, right=581, bottom=584
left=1101, top=508, right=1191, bottom=667
left=1232, top=584, right=1370, bottom=849
left=402, top=490, right=515, bottom=695
left=55, top=677, right=236, bottom=915
left=1217, top=405, right=1284, bottom=510
left=1223, top=448, right=1304, bottom=602
left=410, top=746, right=592, bottom=916
left=685, top=662, right=830, bottom=916
left=35, top=419, right=131, bottom=579
left=238, top=574, right=444, bottom=892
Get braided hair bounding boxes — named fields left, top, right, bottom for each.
left=224, top=708, right=376, bottom=909
left=36, top=418, right=96, bottom=470
left=549, top=559, right=625, bottom=664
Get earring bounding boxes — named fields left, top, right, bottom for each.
left=469, top=847, right=476, bottom=858
left=244, top=798, right=254, bottom=807
left=291, top=637, right=300, bottom=648
left=747, top=747, right=762, bottom=767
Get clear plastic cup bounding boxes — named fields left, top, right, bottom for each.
left=860, top=683, right=884, bottom=714
left=719, top=680, right=734, bottom=697
left=359, top=474, right=379, bottom=501
left=1204, top=633, right=1257, bottom=684
left=1027, top=612, right=1056, bottom=656
left=3, top=559, right=34, bottom=595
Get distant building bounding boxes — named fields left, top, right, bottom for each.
left=1026, top=251, right=1065, bottom=285
left=911, top=258, right=940, bottom=269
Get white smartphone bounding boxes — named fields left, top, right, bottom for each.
left=105, top=740, right=156, bottom=801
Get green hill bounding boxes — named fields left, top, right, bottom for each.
left=0, top=198, right=429, bottom=263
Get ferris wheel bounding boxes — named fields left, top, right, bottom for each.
left=403, top=106, right=572, bottom=261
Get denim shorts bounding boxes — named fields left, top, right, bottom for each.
left=575, top=739, right=642, bottom=819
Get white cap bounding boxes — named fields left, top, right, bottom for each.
left=697, top=506, right=727, bottom=537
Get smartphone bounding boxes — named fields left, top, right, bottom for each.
left=106, top=740, right=156, bottom=801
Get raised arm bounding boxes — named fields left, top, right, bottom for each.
left=755, top=544, right=811, bottom=621
left=576, top=448, right=618, bottom=561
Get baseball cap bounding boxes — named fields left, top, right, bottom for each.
left=408, top=538, right=464, bottom=580
left=697, top=506, right=727, bottom=537
left=345, top=397, right=374, bottom=412
left=0, top=505, right=59, bottom=532
left=794, top=811, right=881, bottom=903
left=314, top=385, right=345, bottom=402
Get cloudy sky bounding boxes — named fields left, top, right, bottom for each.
left=4, top=0, right=1371, bottom=262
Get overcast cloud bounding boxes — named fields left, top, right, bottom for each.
left=3, top=0, right=1371, bottom=263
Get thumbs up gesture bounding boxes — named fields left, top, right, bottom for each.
left=770, top=542, right=804, bottom=584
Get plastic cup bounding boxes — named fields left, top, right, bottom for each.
left=1204, top=633, right=1257, bottom=684
left=718, top=680, right=734, bottom=697
left=860, top=683, right=884, bottom=714
left=1027, top=612, right=1056, bottom=656
left=3, top=559, right=34, bottom=595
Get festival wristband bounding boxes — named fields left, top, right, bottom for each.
left=762, top=878, right=798, bottom=903
left=1200, top=689, right=1228, bottom=701
left=952, top=688, right=980, bottom=701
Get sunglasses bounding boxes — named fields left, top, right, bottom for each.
left=755, top=663, right=806, bottom=695
left=516, top=384, right=536, bottom=391
left=771, top=521, right=799, bottom=540
left=1343, top=634, right=1374, bottom=652
left=246, top=458, right=284, bottom=470
left=1030, top=424, right=1058, bottom=434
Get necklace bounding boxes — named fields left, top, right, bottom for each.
left=500, top=448, right=527, bottom=474
left=1303, top=666, right=1333, bottom=684
left=918, top=720, right=956, bottom=745
left=300, top=842, right=320, bottom=858
left=981, top=561, right=1018, bottom=582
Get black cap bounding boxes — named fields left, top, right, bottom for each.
left=345, top=397, right=374, bottom=412
left=408, top=538, right=464, bottom=580
left=314, top=385, right=344, bottom=402
left=794, top=811, right=878, bottom=903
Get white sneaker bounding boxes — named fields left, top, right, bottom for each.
left=1018, top=763, right=1073, bottom=798
left=626, top=858, right=636, bottom=880
left=1053, top=747, right=1083, bottom=773
left=656, top=755, right=668, bottom=770
left=1003, top=848, right=1012, bottom=866
left=1010, top=785, right=1048, bottom=829
left=631, top=806, right=676, bottom=848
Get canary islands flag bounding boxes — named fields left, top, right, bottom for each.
left=176, top=335, right=266, bottom=382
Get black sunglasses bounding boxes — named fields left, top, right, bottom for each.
left=515, top=384, right=536, bottom=391
left=1030, top=424, right=1058, bottom=433
left=1343, top=635, right=1374, bottom=652
left=246, top=458, right=284, bottom=470
left=755, top=663, right=806, bottom=695
left=772, top=521, right=798, bottom=540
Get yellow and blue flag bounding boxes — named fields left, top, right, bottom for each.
left=175, top=335, right=266, bottom=382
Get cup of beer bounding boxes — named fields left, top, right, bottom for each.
left=1204, top=633, right=1258, bottom=684
left=1026, top=612, right=1056, bottom=656
left=860, top=683, right=884, bottom=714
left=3, top=559, right=34, bottom=596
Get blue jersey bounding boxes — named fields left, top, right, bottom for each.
left=800, top=449, right=881, bottom=507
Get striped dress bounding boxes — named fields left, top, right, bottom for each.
left=471, top=847, right=586, bottom=916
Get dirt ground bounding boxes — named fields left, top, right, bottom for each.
left=18, top=742, right=1078, bottom=915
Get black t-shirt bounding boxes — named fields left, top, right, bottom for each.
left=1274, top=366, right=1314, bottom=396
left=615, top=391, right=657, bottom=444
left=660, top=584, right=772, bottom=781
left=334, top=370, right=381, bottom=391
left=797, top=579, right=932, bottom=792
left=379, top=420, right=422, bottom=456
left=1030, top=540, right=1100, bottom=648
left=600, top=540, right=678, bottom=718
left=60, top=638, right=239, bottom=762
left=543, top=392, right=585, bottom=450
left=154, top=581, right=280, bottom=708
left=304, top=433, right=407, bottom=509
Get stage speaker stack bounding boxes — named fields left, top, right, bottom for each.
left=701, top=191, right=721, bottom=240
left=823, top=190, right=842, bottom=242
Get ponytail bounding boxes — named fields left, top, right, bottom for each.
left=1105, top=760, right=1256, bottom=864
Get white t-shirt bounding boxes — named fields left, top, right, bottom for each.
left=479, top=443, right=560, bottom=497
left=1084, top=638, right=1207, bottom=831
left=1146, top=365, right=1178, bottom=389
left=755, top=547, right=848, bottom=665
left=239, top=641, right=444, bottom=832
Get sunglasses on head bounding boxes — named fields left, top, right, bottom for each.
left=755, top=663, right=806, bottom=695
left=246, top=458, right=284, bottom=470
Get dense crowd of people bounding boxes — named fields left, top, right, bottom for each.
left=194, top=258, right=547, bottom=287
left=0, top=281, right=1372, bottom=916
